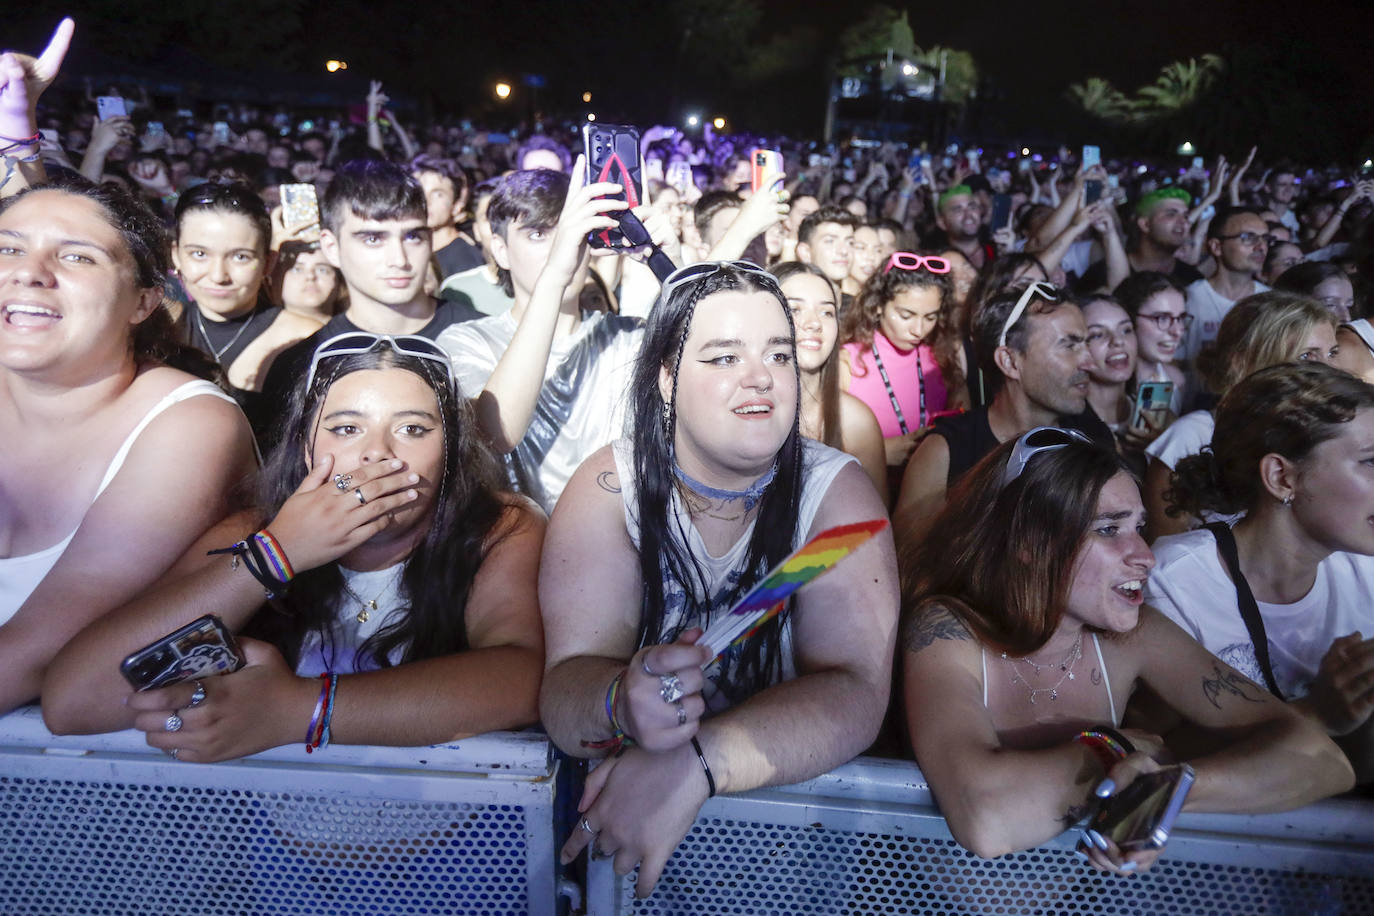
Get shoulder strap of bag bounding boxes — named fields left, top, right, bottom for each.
left=1202, top=522, right=1285, bottom=700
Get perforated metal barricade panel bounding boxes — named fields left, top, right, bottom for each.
left=0, top=705, right=557, bottom=916
left=587, top=756, right=1374, bottom=915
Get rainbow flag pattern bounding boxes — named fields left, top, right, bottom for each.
left=697, top=517, right=889, bottom=664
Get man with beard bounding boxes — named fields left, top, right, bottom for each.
left=933, top=185, right=993, bottom=271
left=893, top=282, right=1112, bottom=545
left=1078, top=189, right=1202, bottom=290
left=1181, top=206, right=1269, bottom=365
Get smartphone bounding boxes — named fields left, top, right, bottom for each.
left=281, top=183, right=321, bottom=242
left=1087, top=764, right=1195, bottom=852
left=212, top=121, right=231, bottom=146
left=120, top=615, right=245, bottom=692
left=645, top=157, right=665, bottom=183
left=96, top=96, right=128, bottom=121
left=147, top=121, right=165, bottom=137
left=1081, top=145, right=1101, bottom=169
left=1018, top=158, right=1032, bottom=173
left=750, top=148, right=783, bottom=195
left=1084, top=179, right=1103, bottom=205
left=991, top=193, right=1012, bottom=229
left=582, top=122, right=642, bottom=248
left=1107, top=174, right=1120, bottom=188
left=1131, top=380, right=1174, bottom=428
left=1191, top=156, right=1204, bottom=170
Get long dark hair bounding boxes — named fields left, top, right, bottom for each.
left=901, top=434, right=1127, bottom=655
left=773, top=261, right=842, bottom=448
left=630, top=264, right=805, bottom=702
left=0, top=172, right=220, bottom=381
left=256, top=342, right=508, bottom=669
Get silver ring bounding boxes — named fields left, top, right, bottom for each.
left=580, top=817, right=597, bottom=835
left=187, top=681, right=207, bottom=708
left=675, top=699, right=687, bottom=726
left=164, top=713, right=183, bottom=733
left=334, top=474, right=353, bottom=491
left=355, top=487, right=367, bottom=505
left=168, top=748, right=180, bottom=761
left=659, top=673, right=684, bottom=704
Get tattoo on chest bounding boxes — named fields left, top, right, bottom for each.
left=902, top=606, right=972, bottom=653
left=1201, top=661, right=1266, bottom=709
left=596, top=470, right=622, bottom=494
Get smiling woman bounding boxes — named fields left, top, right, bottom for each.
left=43, top=333, right=546, bottom=759
left=0, top=173, right=257, bottom=716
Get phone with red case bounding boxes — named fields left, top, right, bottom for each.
left=581, top=122, right=642, bottom=249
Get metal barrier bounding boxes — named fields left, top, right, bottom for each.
left=0, top=705, right=559, bottom=916
left=585, top=755, right=1374, bottom=915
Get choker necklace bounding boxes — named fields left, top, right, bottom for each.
left=672, top=461, right=777, bottom=512
left=1002, top=634, right=1083, bottom=704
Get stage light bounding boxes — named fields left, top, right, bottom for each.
left=712, top=117, right=726, bottom=130
left=1177, top=140, right=1196, bottom=155
left=495, top=82, right=512, bottom=100
left=1021, top=147, right=1030, bottom=156
left=582, top=92, right=592, bottom=103
left=902, top=63, right=917, bottom=77
left=587, top=113, right=596, bottom=121
left=686, top=114, right=700, bottom=127
left=325, top=60, right=347, bottom=73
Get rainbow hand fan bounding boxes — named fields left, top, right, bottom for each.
left=696, top=518, right=889, bottom=665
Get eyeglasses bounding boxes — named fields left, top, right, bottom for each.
left=884, top=252, right=951, bottom=274
left=1000, top=426, right=1091, bottom=489
left=304, top=332, right=455, bottom=394
left=658, top=259, right=779, bottom=305
left=1135, top=312, right=1194, bottom=332
left=1217, top=231, right=1268, bottom=247
left=998, top=280, right=1063, bottom=349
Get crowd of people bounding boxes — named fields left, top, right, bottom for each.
left=4, top=18, right=1374, bottom=901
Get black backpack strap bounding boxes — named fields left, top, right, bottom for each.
left=1202, top=522, right=1285, bottom=700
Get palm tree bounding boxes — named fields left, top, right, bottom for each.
left=1067, top=76, right=1133, bottom=123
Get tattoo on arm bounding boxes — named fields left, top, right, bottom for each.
left=596, top=470, right=621, bottom=494
left=1201, top=661, right=1266, bottom=709
left=901, top=603, right=973, bottom=653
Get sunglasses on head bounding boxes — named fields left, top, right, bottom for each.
left=304, top=332, right=455, bottom=395
left=657, top=260, right=778, bottom=305
left=884, top=252, right=951, bottom=274
left=997, top=281, right=1063, bottom=349
left=1000, top=426, right=1091, bottom=489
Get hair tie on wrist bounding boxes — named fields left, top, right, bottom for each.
left=691, top=736, right=716, bottom=798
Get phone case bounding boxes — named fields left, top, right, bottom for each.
left=1132, top=381, right=1174, bottom=427
left=96, top=96, right=127, bottom=122
left=120, top=615, right=245, bottom=691
left=1082, top=145, right=1101, bottom=169
left=281, top=183, right=321, bottom=241
left=751, top=149, right=783, bottom=194
left=1090, top=764, right=1195, bottom=851
left=582, top=123, right=642, bottom=249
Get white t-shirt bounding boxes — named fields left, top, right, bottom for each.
left=439, top=309, right=644, bottom=513
left=1182, top=278, right=1269, bottom=364
left=612, top=437, right=856, bottom=712
left=295, top=563, right=408, bottom=676
left=1144, top=409, right=1213, bottom=470
left=1147, top=527, right=1374, bottom=698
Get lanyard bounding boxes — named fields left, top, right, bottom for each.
left=871, top=341, right=926, bottom=435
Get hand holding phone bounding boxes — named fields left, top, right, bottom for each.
left=1085, top=764, right=1195, bottom=854
left=1131, top=380, right=1173, bottom=428
left=1081, top=145, right=1101, bottom=170
left=280, top=183, right=321, bottom=243
left=581, top=122, right=642, bottom=249
left=750, top=148, right=784, bottom=197
left=121, top=615, right=245, bottom=691
left=96, top=95, right=128, bottom=122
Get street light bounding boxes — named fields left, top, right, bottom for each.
left=325, top=60, right=347, bottom=73
left=901, top=62, right=917, bottom=77
left=582, top=91, right=592, bottom=103
left=495, top=82, right=512, bottom=100
left=1177, top=140, right=1196, bottom=155
left=587, top=113, right=596, bottom=121
left=686, top=114, right=700, bottom=128
left=712, top=117, right=726, bottom=130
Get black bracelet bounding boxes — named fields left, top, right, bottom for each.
left=208, top=539, right=285, bottom=599
left=690, top=736, right=716, bottom=798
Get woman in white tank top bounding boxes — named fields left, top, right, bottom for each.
left=540, top=261, right=898, bottom=897
left=900, top=427, right=1352, bottom=876
left=0, top=175, right=256, bottom=715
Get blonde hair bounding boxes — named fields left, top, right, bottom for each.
left=1196, top=292, right=1336, bottom=396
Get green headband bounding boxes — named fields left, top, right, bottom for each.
left=938, top=184, right=973, bottom=209
left=1135, top=187, right=1191, bottom=217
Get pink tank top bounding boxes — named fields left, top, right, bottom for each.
left=843, top=332, right=949, bottom=438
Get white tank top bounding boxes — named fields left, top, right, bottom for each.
left=0, top=380, right=238, bottom=626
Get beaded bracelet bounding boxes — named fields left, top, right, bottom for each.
left=1074, top=726, right=1136, bottom=771
left=690, top=736, right=717, bottom=798
left=581, top=669, right=634, bottom=751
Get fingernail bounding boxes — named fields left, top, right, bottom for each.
left=1095, top=778, right=1116, bottom=798
left=1087, top=830, right=1108, bottom=851
left=1073, top=849, right=1091, bottom=862
left=391, top=459, right=403, bottom=469
left=408, top=473, right=419, bottom=483
left=1120, top=861, right=1138, bottom=873
left=408, top=490, right=418, bottom=500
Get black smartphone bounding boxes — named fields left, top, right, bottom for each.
left=991, top=193, right=1013, bottom=229
left=581, top=122, right=642, bottom=249
left=1084, top=179, right=1104, bottom=205
left=120, top=615, right=245, bottom=691
left=1088, top=764, right=1195, bottom=852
